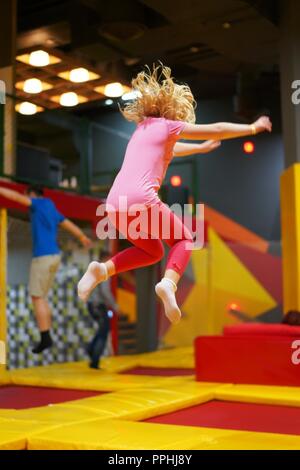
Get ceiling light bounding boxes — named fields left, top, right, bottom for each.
left=17, top=52, right=61, bottom=66
left=29, top=50, right=50, bottom=67
left=50, top=93, right=88, bottom=106
left=16, top=102, right=38, bottom=115
left=16, top=80, right=53, bottom=93
left=69, top=68, right=90, bottom=83
left=122, top=90, right=141, bottom=101
left=58, top=69, right=100, bottom=82
left=105, top=99, right=113, bottom=105
left=23, top=78, right=43, bottom=94
left=95, top=83, right=131, bottom=98
left=104, top=82, right=124, bottom=97
left=60, top=92, right=79, bottom=107
left=222, top=22, right=232, bottom=30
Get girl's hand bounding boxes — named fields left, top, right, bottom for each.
left=200, top=140, right=221, bottom=153
left=253, top=116, right=272, bottom=134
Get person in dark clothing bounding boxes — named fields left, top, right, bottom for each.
left=86, top=301, right=111, bottom=369
left=86, top=252, right=119, bottom=369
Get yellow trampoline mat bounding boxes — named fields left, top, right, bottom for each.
left=50, top=382, right=220, bottom=421
left=1, top=348, right=300, bottom=449
left=0, top=417, right=70, bottom=450
left=27, top=418, right=300, bottom=450
left=216, top=384, right=300, bottom=407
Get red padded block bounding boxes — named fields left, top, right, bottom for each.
left=195, top=336, right=300, bottom=386
left=224, top=323, right=300, bottom=337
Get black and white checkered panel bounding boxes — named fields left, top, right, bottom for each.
left=6, top=257, right=97, bottom=369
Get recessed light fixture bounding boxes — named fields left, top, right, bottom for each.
left=29, top=50, right=50, bottom=67
left=15, top=102, right=44, bottom=115
left=105, top=99, right=113, bottom=105
left=69, top=68, right=90, bottom=83
left=104, top=82, right=124, bottom=97
left=95, top=83, right=131, bottom=98
left=58, top=68, right=100, bottom=83
left=59, top=92, right=79, bottom=107
left=16, top=51, right=61, bottom=66
left=16, top=79, right=53, bottom=94
left=50, top=92, right=88, bottom=107
left=23, top=78, right=42, bottom=94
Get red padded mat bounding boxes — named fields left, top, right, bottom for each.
left=0, top=385, right=104, bottom=409
left=145, top=400, right=300, bottom=436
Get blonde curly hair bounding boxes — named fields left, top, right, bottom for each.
left=120, top=63, right=196, bottom=124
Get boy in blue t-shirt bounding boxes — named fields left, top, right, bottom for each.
left=0, top=184, right=92, bottom=353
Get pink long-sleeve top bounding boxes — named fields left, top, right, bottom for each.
left=106, top=117, right=186, bottom=210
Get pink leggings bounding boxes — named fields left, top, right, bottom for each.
left=108, top=202, right=193, bottom=277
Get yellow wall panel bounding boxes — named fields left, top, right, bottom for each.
left=280, top=164, right=300, bottom=312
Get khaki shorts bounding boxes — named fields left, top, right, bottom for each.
left=29, top=254, right=61, bottom=298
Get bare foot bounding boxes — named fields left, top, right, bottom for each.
left=78, top=262, right=107, bottom=302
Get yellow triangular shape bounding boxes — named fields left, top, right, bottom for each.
left=209, top=227, right=277, bottom=328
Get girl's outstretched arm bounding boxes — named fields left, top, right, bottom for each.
left=180, top=116, right=272, bottom=141
left=173, top=140, right=221, bottom=157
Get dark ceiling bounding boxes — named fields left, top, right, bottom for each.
left=17, top=0, right=280, bottom=102
left=16, top=0, right=281, bottom=168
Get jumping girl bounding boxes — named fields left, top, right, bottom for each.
left=78, top=64, right=272, bottom=324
